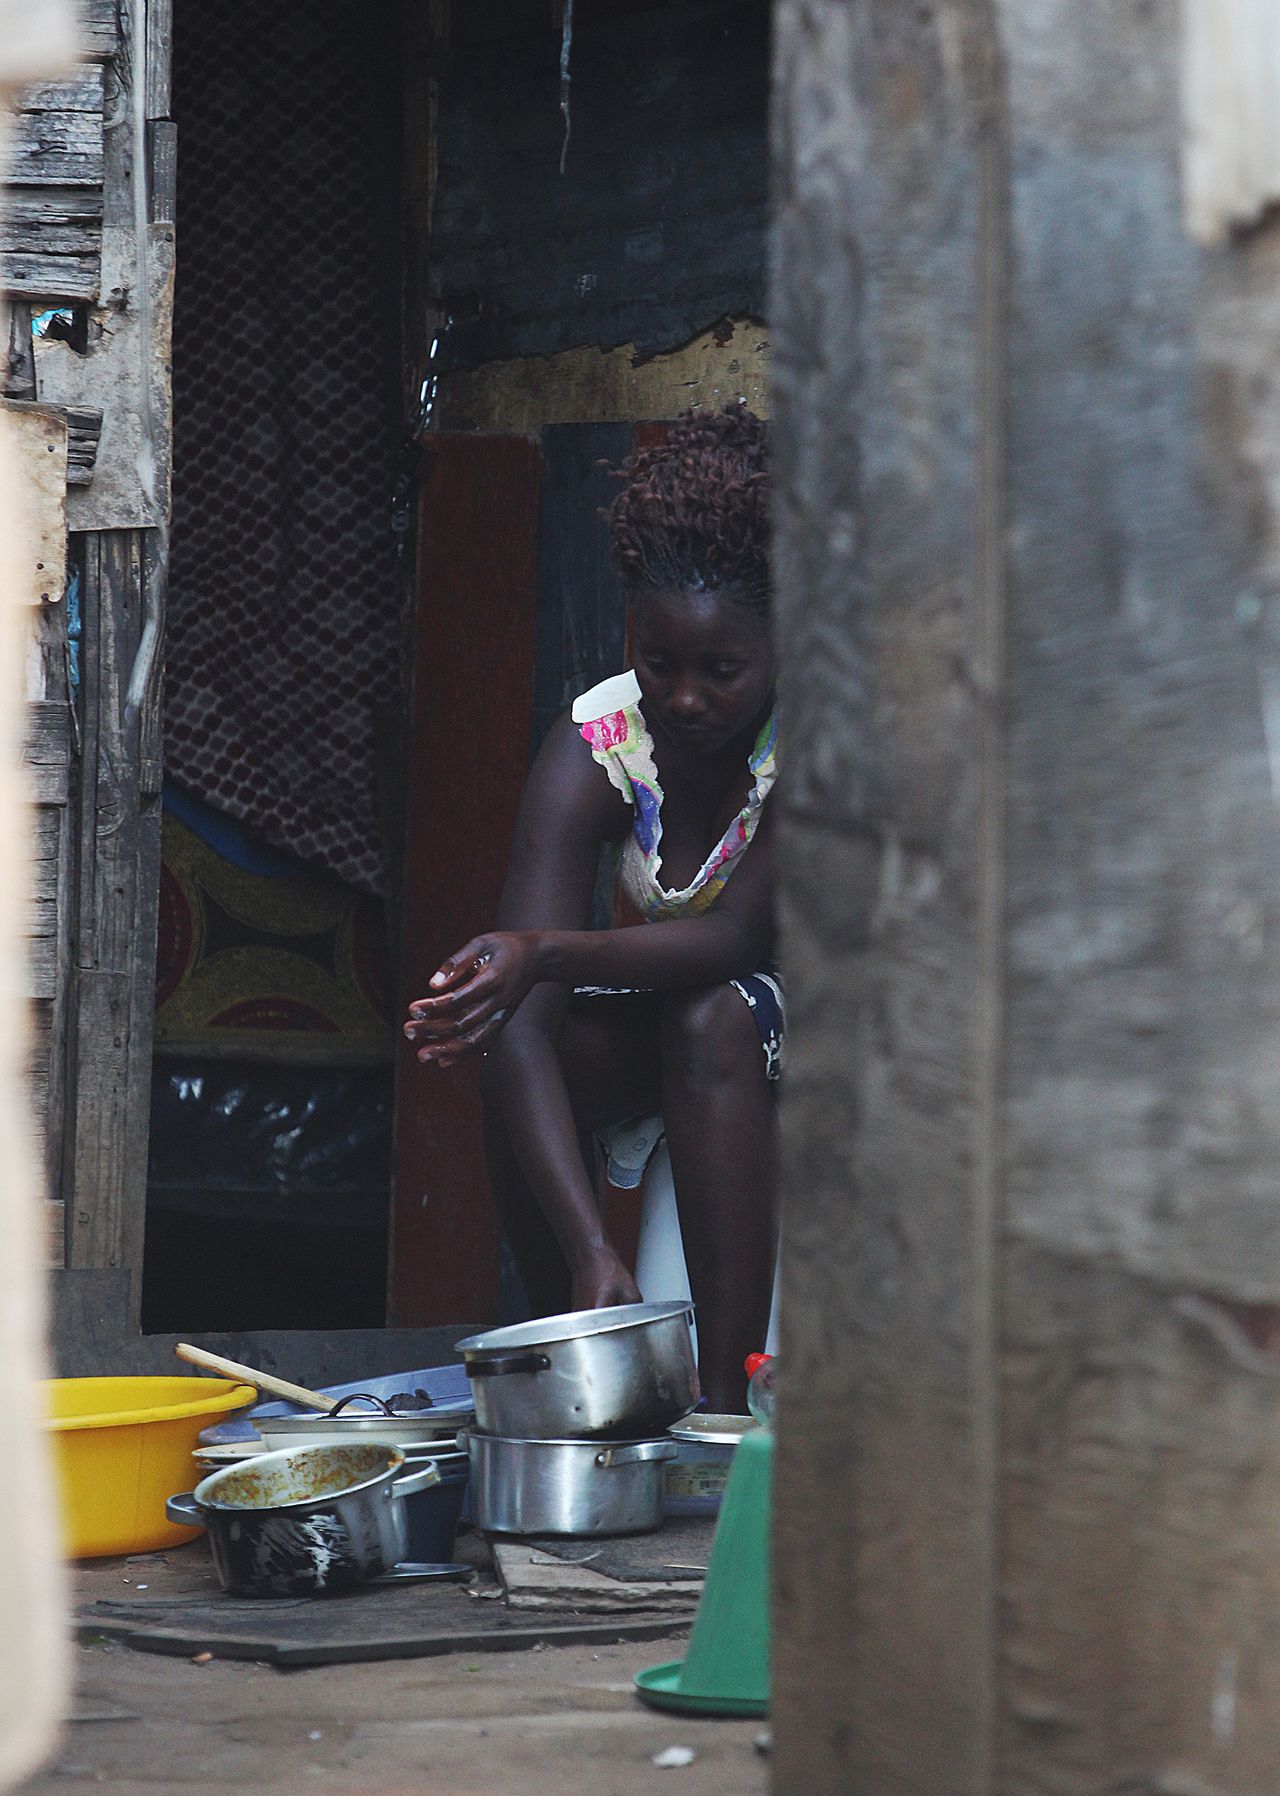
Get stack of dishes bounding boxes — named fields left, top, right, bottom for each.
left=247, top=1394, right=473, bottom=1565
left=454, top=1302, right=698, bottom=1537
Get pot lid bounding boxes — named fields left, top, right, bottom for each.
left=456, top=1301, right=694, bottom=1357
left=667, top=1413, right=758, bottom=1447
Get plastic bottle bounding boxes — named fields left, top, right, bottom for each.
left=744, top=1353, right=777, bottom=1427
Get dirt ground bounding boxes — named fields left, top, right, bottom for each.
left=19, top=1633, right=770, bottom=1796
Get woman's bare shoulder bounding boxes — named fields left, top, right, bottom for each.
left=528, top=710, right=631, bottom=836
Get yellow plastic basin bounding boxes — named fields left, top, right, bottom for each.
left=44, top=1376, right=257, bottom=1558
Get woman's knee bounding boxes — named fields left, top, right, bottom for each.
left=662, top=984, right=759, bottom=1088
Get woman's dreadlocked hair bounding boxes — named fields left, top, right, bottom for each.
left=608, top=403, right=770, bottom=611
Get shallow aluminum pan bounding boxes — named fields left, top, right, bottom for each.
left=456, top=1302, right=697, bottom=1441
left=256, top=1410, right=472, bottom=1452
left=667, top=1413, right=758, bottom=1448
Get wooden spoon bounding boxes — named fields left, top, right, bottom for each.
left=175, top=1343, right=338, bottom=1413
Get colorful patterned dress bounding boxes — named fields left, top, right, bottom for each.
left=569, top=670, right=784, bottom=1188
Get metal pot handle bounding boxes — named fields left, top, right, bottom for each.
left=465, top=1352, right=552, bottom=1378
left=594, top=1440, right=679, bottom=1469
left=165, top=1492, right=204, bottom=1528
left=389, top=1462, right=441, bottom=1500
left=329, top=1392, right=393, bottom=1417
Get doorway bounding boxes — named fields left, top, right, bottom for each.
left=142, top=0, right=407, bottom=1332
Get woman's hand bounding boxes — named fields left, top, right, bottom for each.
left=404, top=932, right=540, bottom=1068
left=570, top=1241, right=642, bottom=1311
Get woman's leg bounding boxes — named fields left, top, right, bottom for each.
left=661, top=985, right=776, bottom=1413
left=482, top=995, right=664, bottom=1317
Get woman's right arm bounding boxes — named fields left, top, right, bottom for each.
left=408, top=714, right=636, bottom=1305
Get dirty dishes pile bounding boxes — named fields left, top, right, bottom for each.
left=455, top=1302, right=697, bottom=1536
left=248, top=1394, right=468, bottom=1561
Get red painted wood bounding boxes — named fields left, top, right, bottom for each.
left=389, top=434, right=542, bottom=1327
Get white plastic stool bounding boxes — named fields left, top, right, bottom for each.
left=632, top=1139, right=780, bottom=1362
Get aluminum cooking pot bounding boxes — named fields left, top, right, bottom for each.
left=462, top=1429, right=678, bottom=1536
left=455, top=1302, right=698, bottom=1441
left=165, top=1442, right=437, bottom=1597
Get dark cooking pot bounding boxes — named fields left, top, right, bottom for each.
left=456, top=1302, right=698, bottom=1440
left=165, top=1442, right=437, bottom=1597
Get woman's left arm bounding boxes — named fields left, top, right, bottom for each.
left=407, top=800, right=775, bottom=1062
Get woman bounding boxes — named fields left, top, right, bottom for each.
left=404, top=405, right=778, bottom=1413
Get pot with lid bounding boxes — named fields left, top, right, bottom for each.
left=455, top=1302, right=698, bottom=1442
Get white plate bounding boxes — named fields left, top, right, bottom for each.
left=667, top=1413, right=757, bottom=1448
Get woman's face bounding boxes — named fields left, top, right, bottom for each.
left=630, top=584, right=776, bottom=757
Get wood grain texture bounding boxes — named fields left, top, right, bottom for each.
left=77, top=0, right=119, bottom=61
left=997, top=1, right=1280, bottom=1787
left=66, top=532, right=164, bottom=1323
left=22, top=568, right=72, bottom=1220
left=390, top=434, right=542, bottom=1328
left=770, top=0, right=1280, bottom=1791
left=2, top=190, right=104, bottom=301
left=6, top=68, right=104, bottom=189
left=769, top=3, right=1000, bottom=1789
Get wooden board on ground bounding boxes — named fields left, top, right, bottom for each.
left=70, top=1549, right=692, bottom=1669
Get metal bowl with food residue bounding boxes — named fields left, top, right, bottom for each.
left=166, top=1443, right=437, bottom=1597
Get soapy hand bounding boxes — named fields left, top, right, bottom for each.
left=403, top=932, right=539, bottom=1068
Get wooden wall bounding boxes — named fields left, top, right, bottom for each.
left=771, top=2, right=1280, bottom=1791
left=2, top=0, right=171, bottom=1326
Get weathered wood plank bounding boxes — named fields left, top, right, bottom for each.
left=13, top=75, right=105, bottom=116
left=2, top=190, right=103, bottom=302
left=45, top=1201, right=65, bottom=1270
left=66, top=533, right=163, bottom=1317
left=23, top=700, right=70, bottom=804
left=64, top=405, right=102, bottom=484
left=7, top=88, right=105, bottom=189
left=78, top=0, right=120, bottom=61
left=29, top=806, right=61, bottom=872
left=770, top=2, right=1001, bottom=1790
left=4, top=300, right=35, bottom=399
left=145, top=0, right=171, bottom=120
left=27, top=933, right=55, bottom=1002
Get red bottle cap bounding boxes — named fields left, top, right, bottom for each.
left=743, top=1353, right=772, bottom=1379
